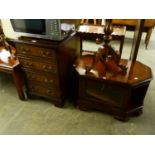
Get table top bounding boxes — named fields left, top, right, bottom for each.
left=77, top=24, right=126, bottom=36
left=112, top=19, right=155, bottom=27
left=0, top=46, right=19, bottom=68
left=74, top=54, right=152, bottom=86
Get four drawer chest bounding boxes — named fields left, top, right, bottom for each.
left=11, top=34, right=80, bottom=107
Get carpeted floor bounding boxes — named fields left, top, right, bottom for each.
left=0, top=30, right=155, bottom=135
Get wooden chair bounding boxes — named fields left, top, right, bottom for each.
left=112, top=19, right=155, bottom=48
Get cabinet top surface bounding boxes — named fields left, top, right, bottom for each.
left=74, top=55, right=152, bottom=86
left=77, top=24, right=126, bottom=36
left=8, top=32, right=76, bottom=48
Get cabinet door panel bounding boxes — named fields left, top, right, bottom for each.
left=85, top=79, right=126, bottom=107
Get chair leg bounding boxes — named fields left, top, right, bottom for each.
left=93, top=19, right=97, bottom=25
left=145, top=28, right=153, bottom=49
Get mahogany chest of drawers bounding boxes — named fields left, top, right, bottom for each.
left=11, top=34, right=80, bottom=107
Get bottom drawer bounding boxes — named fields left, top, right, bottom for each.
left=28, top=84, right=61, bottom=98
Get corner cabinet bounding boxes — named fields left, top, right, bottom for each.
left=11, top=34, right=80, bottom=107
left=75, top=56, right=152, bottom=121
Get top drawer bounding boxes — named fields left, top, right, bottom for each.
left=16, top=44, right=57, bottom=59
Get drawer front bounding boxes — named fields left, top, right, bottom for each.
left=25, top=72, right=59, bottom=87
left=19, top=58, right=58, bottom=73
left=28, top=84, right=61, bottom=98
left=16, top=44, right=57, bottom=59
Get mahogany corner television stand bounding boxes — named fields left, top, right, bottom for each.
left=74, top=20, right=153, bottom=121
left=75, top=56, right=152, bottom=121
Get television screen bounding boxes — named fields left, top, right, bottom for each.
left=10, top=19, right=46, bottom=35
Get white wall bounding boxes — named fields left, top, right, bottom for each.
left=1, top=19, right=18, bottom=39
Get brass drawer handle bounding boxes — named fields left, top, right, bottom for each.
left=27, top=74, right=35, bottom=79
left=44, top=78, right=53, bottom=83
left=47, top=89, right=53, bottom=94
left=31, top=75, right=35, bottom=79
left=49, top=79, right=53, bottom=83
left=24, top=62, right=33, bottom=67
left=31, top=86, right=36, bottom=91
left=42, top=65, right=52, bottom=70
left=42, top=50, right=50, bottom=57
left=42, top=65, right=47, bottom=69
left=27, top=74, right=31, bottom=78
left=44, top=78, right=48, bottom=83
left=21, top=47, right=31, bottom=53
left=48, top=66, right=52, bottom=70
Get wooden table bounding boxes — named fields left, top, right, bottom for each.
left=74, top=54, right=152, bottom=121
left=77, top=24, right=126, bottom=58
left=0, top=47, right=25, bottom=100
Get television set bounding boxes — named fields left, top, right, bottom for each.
left=1, top=19, right=77, bottom=41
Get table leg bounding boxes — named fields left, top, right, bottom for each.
left=12, top=66, right=25, bottom=100
left=119, top=36, right=125, bottom=59
left=80, top=37, right=83, bottom=56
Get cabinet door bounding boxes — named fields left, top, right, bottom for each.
left=81, top=78, right=128, bottom=107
